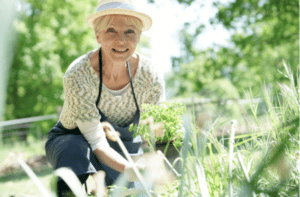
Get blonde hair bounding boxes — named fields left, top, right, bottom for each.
left=93, top=15, right=143, bottom=34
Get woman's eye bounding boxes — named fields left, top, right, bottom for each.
left=125, top=29, right=134, bottom=34
left=107, top=28, right=115, bottom=33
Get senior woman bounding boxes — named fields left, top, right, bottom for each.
left=45, top=0, right=165, bottom=196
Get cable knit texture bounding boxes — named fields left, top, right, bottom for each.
left=59, top=49, right=166, bottom=130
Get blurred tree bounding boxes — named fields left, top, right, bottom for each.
left=165, top=0, right=299, bottom=98
left=5, top=0, right=98, bottom=121
left=213, top=0, right=299, bottom=95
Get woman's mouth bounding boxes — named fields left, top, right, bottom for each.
left=113, top=49, right=129, bottom=53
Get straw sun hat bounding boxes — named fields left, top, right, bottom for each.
left=86, top=0, right=152, bottom=31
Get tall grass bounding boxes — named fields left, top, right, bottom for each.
left=176, top=61, right=299, bottom=197
left=164, top=61, right=299, bottom=197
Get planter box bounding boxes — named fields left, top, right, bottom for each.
left=156, top=141, right=181, bottom=172
left=156, top=142, right=180, bottom=158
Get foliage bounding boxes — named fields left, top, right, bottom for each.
left=213, top=0, right=299, bottom=96
left=6, top=0, right=97, bottom=121
left=166, top=0, right=299, bottom=98
left=130, top=101, right=185, bottom=147
left=167, top=63, right=299, bottom=196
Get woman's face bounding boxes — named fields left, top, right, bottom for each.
left=96, top=15, right=141, bottom=63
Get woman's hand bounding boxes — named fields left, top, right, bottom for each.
left=102, top=121, right=120, bottom=141
left=124, top=163, right=146, bottom=182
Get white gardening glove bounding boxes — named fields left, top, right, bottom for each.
left=124, top=163, right=146, bottom=182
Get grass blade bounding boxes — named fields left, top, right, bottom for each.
left=228, top=120, right=237, bottom=197
left=237, top=151, right=257, bottom=197
left=110, top=126, right=152, bottom=197
left=237, top=152, right=250, bottom=183
left=54, top=168, right=87, bottom=197
left=178, top=114, right=192, bottom=197
left=157, top=150, right=180, bottom=177
left=195, top=160, right=210, bottom=197
left=93, top=170, right=106, bottom=197
left=110, top=174, right=129, bottom=197
left=16, top=157, right=52, bottom=197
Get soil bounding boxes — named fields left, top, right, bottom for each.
left=0, top=152, right=50, bottom=176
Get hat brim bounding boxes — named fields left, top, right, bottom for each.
left=86, top=8, right=152, bottom=32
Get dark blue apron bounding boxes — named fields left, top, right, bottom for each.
left=45, top=48, right=142, bottom=186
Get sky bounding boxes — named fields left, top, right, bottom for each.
left=136, top=0, right=233, bottom=75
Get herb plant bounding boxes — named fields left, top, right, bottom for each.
left=130, top=101, right=185, bottom=150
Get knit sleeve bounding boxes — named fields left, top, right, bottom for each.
left=76, top=119, right=109, bottom=151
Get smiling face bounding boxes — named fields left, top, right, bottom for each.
left=95, top=15, right=142, bottom=63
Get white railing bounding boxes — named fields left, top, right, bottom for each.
left=172, top=97, right=263, bottom=106
left=0, top=98, right=264, bottom=144
left=0, top=114, right=58, bottom=145
left=0, top=97, right=264, bottom=127
left=0, top=114, right=57, bottom=127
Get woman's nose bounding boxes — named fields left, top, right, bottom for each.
left=117, top=33, right=126, bottom=42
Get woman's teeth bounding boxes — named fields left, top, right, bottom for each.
left=113, top=49, right=128, bottom=52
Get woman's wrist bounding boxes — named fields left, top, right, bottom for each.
left=93, top=147, right=128, bottom=173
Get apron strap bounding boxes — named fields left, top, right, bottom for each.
left=95, top=48, right=139, bottom=112
left=127, top=60, right=140, bottom=112
left=96, top=48, right=102, bottom=109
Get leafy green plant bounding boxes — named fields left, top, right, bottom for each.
left=130, top=101, right=185, bottom=150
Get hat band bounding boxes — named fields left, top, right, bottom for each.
left=96, top=2, right=137, bottom=13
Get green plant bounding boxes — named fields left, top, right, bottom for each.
left=130, top=101, right=185, bottom=151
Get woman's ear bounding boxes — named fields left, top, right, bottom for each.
left=95, top=33, right=101, bottom=45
